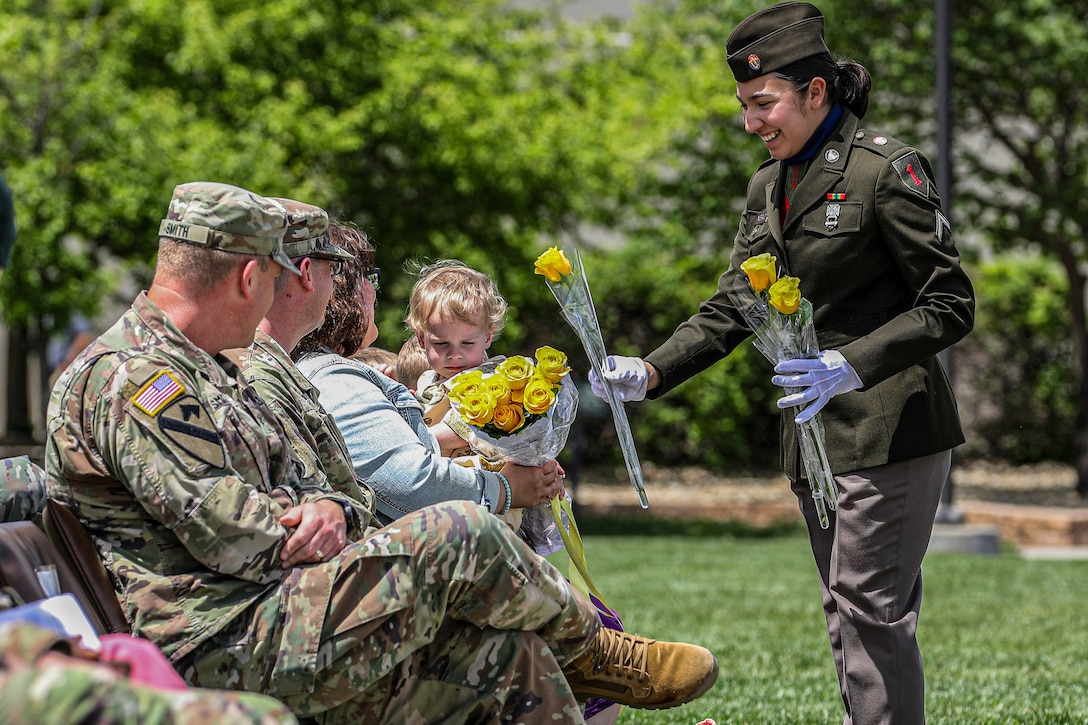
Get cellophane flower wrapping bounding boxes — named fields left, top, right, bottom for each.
left=446, top=356, right=579, bottom=555
left=733, top=260, right=838, bottom=528
left=534, top=245, right=649, bottom=508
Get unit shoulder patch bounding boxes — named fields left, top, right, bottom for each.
left=157, top=395, right=227, bottom=469
left=891, top=151, right=932, bottom=198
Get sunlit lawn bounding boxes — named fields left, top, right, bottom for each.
left=574, top=516, right=1088, bottom=725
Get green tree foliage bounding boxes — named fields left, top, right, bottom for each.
left=557, top=0, right=782, bottom=473
left=827, top=0, right=1088, bottom=490
left=957, top=256, right=1075, bottom=463
left=0, top=0, right=679, bottom=438
left=575, top=244, right=780, bottom=471
left=6, top=0, right=1085, bottom=485
left=587, top=0, right=1088, bottom=483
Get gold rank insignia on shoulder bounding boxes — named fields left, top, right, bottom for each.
left=132, top=371, right=185, bottom=416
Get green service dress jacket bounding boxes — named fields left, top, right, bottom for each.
left=645, top=110, right=975, bottom=480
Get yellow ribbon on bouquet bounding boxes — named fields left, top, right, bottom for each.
left=549, top=495, right=611, bottom=611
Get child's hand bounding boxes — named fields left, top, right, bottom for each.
left=372, top=362, right=397, bottom=379
left=429, top=421, right=469, bottom=457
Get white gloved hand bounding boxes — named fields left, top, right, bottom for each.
left=772, top=350, right=863, bottom=425
left=588, top=355, right=650, bottom=402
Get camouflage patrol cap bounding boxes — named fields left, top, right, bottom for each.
left=158, top=182, right=303, bottom=275
left=273, top=198, right=353, bottom=262
left=726, top=2, right=830, bottom=83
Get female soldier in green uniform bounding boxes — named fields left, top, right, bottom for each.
left=592, top=3, right=974, bottom=723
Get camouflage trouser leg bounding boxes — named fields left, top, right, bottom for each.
left=182, top=502, right=597, bottom=722
left=318, top=617, right=584, bottom=724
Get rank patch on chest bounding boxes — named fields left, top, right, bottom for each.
left=132, top=371, right=185, bottom=416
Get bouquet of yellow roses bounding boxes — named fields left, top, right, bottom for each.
left=445, top=346, right=579, bottom=467
left=734, top=253, right=838, bottom=528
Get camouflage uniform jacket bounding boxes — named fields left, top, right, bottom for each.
left=0, top=622, right=297, bottom=724
left=44, top=292, right=358, bottom=663
left=0, top=456, right=47, bottom=525
left=226, top=330, right=375, bottom=530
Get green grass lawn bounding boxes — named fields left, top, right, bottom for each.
left=573, top=516, right=1088, bottom=725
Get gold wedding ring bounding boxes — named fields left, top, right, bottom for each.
left=315, top=549, right=325, bottom=560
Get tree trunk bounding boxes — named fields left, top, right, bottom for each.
left=1057, top=248, right=1088, bottom=497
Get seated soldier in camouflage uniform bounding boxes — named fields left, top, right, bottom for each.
left=45, top=182, right=719, bottom=723
left=0, top=180, right=293, bottom=725
left=0, top=456, right=47, bottom=525
left=0, top=594, right=297, bottom=725
left=222, top=204, right=374, bottom=522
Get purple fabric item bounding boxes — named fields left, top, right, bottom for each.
left=584, top=594, right=624, bottom=719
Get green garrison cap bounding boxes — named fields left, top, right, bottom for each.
left=726, top=2, right=830, bottom=83
left=158, top=181, right=305, bottom=275
left=273, top=198, right=352, bottom=261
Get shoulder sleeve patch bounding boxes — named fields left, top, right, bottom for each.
left=892, top=151, right=931, bottom=198
left=132, top=370, right=185, bottom=416
left=157, top=395, right=227, bottom=469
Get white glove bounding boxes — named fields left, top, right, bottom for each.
left=772, top=350, right=863, bottom=425
left=588, top=355, right=650, bottom=402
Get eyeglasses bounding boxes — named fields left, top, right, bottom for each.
left=364, top=267, right=381, bottom=291
left=303, top=256, right=345, bottom=277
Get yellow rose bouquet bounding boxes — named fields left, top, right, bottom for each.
left=535, top=245, right=649, bottom=508
left=735, top=253, right=838, bottom=528
left=445, top=346, right=579, bottom=467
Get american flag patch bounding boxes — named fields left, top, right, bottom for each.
left=132, top=371, right=184, bottom=416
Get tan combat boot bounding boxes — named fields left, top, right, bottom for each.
left=562, top=627, right=719, bottom=710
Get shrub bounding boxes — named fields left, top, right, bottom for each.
left=956, top=255, right=1076, bottom=463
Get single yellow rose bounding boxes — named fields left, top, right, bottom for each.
left=741, top=253, right=778, bottom=293
left=495, top=356, right=535, bottom=391
left=522, top=375, right=557, bottom=415
left=457, top=391, right=496, bottom=427
left=447, top=370, right=486, bottom=404
left=768, top=276, right=802, bottom=314
left=534, top=246, right=573, bottom=283
left=492, top=403, right=526, bottom=433
left=484, top=373, right=513, bottom=406
left=534, top=346, right=570, bottom=385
